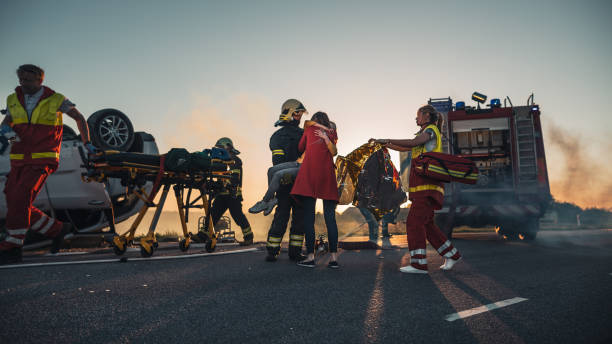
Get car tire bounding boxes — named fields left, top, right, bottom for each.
left=88, top=109, right=135, bottom=151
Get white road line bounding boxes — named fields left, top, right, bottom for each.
left=0, top=248, right=259, bottom=270
left=43, top=252, right=88, bottom=256
left=444, top=297, right=528, bottom=322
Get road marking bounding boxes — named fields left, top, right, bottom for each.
left=0, top=248, right=259, bottom=270
left=444, top=297, right=528, bottom=322
left=43, top=251, right=88, bottom=256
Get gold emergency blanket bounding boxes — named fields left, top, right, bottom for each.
left=335, top=142, right=384, bottom=205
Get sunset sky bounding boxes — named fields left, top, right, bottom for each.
left=2, top=0, right=612, bottom=211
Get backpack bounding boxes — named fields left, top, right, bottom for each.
left=412, top=152, right=479, bottom=184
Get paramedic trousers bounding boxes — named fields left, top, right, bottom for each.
left=266, top=185, right=304, bottom=258
left=0, top=164, right=63, bottom=250
left=210, top=194, right=252, bottom=238
left=406, top=197, right=461, bottom=271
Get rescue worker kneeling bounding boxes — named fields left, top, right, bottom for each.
left=372, top=105, right=462, bottom=274
left=196, top=137, right=253, bottom=246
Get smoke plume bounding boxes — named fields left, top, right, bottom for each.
left=546, top=123, right=612, bottom=210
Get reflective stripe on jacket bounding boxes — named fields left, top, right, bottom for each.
left=408, top=124, right=444, bottom=209
left=7, top=86, right=65, bottom=166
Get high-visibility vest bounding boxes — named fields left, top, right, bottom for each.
left=6, top=87, right=65, bottom=166
left=408, top=124, right=445, bottom=208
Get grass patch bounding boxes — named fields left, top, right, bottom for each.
left=135, top=230, right=181, bottom=242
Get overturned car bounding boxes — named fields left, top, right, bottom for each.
left=0, top=109, right=158, bottom=249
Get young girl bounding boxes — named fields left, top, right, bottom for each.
left=372, top=105, right=462, bottom=274
left=249, top=120, right=335, bottom=216
left=291, top=112, right=340, bottom=269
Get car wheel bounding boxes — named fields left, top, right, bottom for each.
left=88, top=109, right=135, bottom=151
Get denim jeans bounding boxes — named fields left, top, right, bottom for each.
left=359, top=207, right=379, bottom=240
left=264, top=162, right=301, bottom=201
left=359, top=206, right=400, bottom=240
left=302, top=197, right=338, bottom=254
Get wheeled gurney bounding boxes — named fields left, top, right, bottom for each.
left=81, top=149, right=235, bottom=257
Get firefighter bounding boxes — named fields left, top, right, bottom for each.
left=202, top=137, right=254, bottom=246
left=265, top=99, right=307, bottom=262
left=0, top=64, right=96, bottom=264
left=372, top=105, right=462, bottom=273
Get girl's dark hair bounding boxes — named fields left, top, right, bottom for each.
left=310, top=111, right=331, bottom=128
left=17, top=64, right=44, bottom=80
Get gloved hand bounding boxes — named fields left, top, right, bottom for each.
left=85, top=142, right=99, bottom=154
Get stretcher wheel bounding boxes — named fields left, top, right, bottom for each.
left=113, top=244, right=127, bottom=256
left=205, top=240, right=216, bottom=253
left=179, top=239, right=190, bottom=252
left=112, top=236, right=127, bottom=256
left=140, top=244, right=154, bottom=258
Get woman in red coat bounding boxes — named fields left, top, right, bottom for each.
left=291, top=112, right=340, bottom=268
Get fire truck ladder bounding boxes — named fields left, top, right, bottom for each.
left=514, top=109, right=538, bottom=184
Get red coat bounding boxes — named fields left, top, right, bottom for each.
left=291, top=126, right=339, bottom=201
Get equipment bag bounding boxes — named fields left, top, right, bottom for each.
left=165, top=148, right=191, bottom=172
left=413, top=152, right=479, bottom=184
left=189, top=151, right=212, bottom=172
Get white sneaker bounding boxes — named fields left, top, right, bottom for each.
left=440, top=257, right=462, bottom=270
left=399, top=265, right=428, bottom=274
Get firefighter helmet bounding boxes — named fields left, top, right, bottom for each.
left=275, top=99, right=307, bottom=126
left=215, top=137, right=240, bottom=155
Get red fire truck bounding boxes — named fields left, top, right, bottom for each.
left=400, top=94, right=551, bottom=240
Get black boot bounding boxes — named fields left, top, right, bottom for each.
left=239, top=233, right=254, bottom=246
left=265, top=249, right=279, bottom=262
left=0, top=247, right=22, bottom=265
left=50, top=222, right=73, bottom=254
left=288, top=246, right=306, bottom=261
left=289, top=253, right=306, bottom=262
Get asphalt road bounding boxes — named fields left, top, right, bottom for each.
left=1, top=229, right=611, bottom=344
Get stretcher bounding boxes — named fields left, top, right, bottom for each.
left=81, top=149, right=235, bottom=257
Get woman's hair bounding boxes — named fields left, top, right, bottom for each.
left=310, top=111, right=331, bottom=128
left=418, top=104, right=443, bottom=129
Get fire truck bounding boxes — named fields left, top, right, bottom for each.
left=400, top=93, right=552, bottom=240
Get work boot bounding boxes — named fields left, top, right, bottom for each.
left=0, top=247, right=23, bottom=265
left=289, top=252, right=306, bottom=262
left=192, top=231, right=208, bottom=243
left=265, top=251, right=279, bottom=262
left=50, top=222, right=73, bottom=254
left=239, top=233, right=254, bottom=246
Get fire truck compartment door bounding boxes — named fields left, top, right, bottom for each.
left=452, top=118, right=509, bottom=132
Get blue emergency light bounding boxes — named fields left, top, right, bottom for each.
left=531, top=105, right=539, bottom=111
left=490, top=98, right=501, bottom=108
left=455, top=101, right=465, bottom=110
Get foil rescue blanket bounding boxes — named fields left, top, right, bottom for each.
left=336, top=142, right=407, bottom=220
